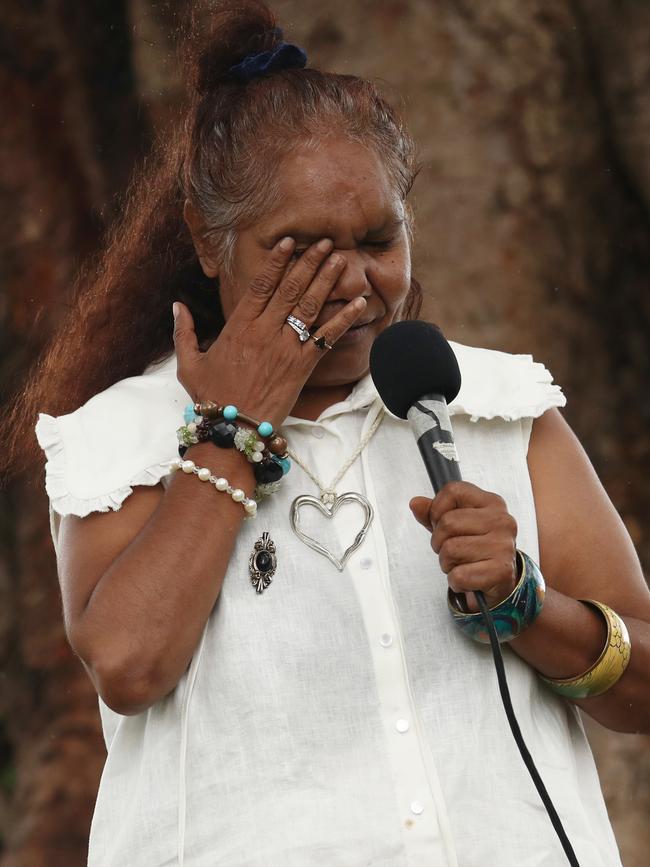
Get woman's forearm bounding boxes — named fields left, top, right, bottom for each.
left=509, top=585, right=650, bottom=733
left=75, top=442, right=256, bottom=715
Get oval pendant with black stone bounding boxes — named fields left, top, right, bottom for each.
left=248, top=531, right=277, bottom=594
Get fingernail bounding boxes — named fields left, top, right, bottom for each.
left=279, top=237, right=294, bottom=251
left=172, top=302, right=179, bottom=320
left=317, top=238, right=333, bottom=252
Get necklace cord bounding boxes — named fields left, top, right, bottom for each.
left=287, top=406, right=385, bottom=495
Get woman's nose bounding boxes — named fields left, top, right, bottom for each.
left=328, top=249, right=371, bottom=300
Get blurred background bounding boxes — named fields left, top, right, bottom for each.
left=0, top=0, right=648, bottom=864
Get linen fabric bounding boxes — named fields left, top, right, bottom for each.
left=35, top=340, right=623, bottom=866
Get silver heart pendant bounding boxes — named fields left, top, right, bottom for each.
left=289, top=492, right=374, bottom=572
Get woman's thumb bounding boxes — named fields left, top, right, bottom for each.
left=409, top=495, right=433, bottom=530
left=172, top=301, right=199, bottom=358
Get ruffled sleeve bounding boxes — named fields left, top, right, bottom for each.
left=447, top=340, right=566, bottom=422
left=34, top=352, right=187, bottom=518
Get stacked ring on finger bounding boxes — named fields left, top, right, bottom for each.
left=286, top=314, right=334, bottom=350
left=285, top=314, right=311, bottom=342
left=311, top=333, right=333, bottom=351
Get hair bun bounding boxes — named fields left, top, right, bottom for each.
left=180, top=1, right=281, bottom=97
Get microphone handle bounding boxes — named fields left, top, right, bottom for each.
left=406, top=392, right=462, bottom=493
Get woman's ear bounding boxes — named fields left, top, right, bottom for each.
left=183, top=200, right=220, bottom=278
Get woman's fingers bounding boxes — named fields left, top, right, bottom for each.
left=308, top=296, right=367, bottom=349
left=236, top=237, right=297, bottom=320
left=429, top=480, right=503, bottom=521
left=437, top=533, right=505, bottom=574
left=447, top=558, right=518, bottom=609
left=265, top=238, right=334, bottom=320
left=289, top=253, right=347, bottom=327
left=409, top=481, right=519, bottom=609
left=430, top=507, right=507, bottom=553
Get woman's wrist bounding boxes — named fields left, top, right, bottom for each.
left=508, top=586, right=608, bottom=678
left=538, top=600, right=631, bottom=698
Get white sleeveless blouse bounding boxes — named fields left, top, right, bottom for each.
left=35, top=340, right=623, bottom=866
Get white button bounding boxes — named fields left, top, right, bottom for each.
left=380, top=633, right=393, bottom=647
left=360, top=557, right=373, bottom=569
left=395, top=718, right=410, bottom=733
left=410, top=801, right=424, bottom=815
left=311, top=427, right=324, bottom=438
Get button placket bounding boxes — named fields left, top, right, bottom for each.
left=334, top=413, right=450, bottom=863
left=354, top=409, right=458, bottom=865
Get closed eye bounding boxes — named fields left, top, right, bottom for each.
left=291, top=239, right=394, bottom=259
left=291, top=238, right=395, bottom=259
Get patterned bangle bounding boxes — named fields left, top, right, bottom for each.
left=168, top=457, right=258, bottom=517
left=539, top=600, right=631, bottom=699
left=447, top=549, right=546, bottom=644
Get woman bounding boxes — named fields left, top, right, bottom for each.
left=22, top=1, right=649, bottom=865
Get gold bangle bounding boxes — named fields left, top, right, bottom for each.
left=539, top=600, right=631, bottom=699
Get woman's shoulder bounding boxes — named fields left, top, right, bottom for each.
left=447, top=339, right=566, bottom=423
left=35, top=351, right=186, bottom=518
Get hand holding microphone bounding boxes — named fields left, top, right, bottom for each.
left=409, top=482, right=519, bottom=612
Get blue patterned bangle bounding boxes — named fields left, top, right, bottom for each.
left=447, top=550, right=546, bottom=644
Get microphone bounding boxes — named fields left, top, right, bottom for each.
left=368, top=320, right=462, bottom=495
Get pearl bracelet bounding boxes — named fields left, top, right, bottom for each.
left=168, top=457, right=258, bottom=517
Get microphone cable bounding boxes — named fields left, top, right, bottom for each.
left=474, top=589, right=580, bottom=866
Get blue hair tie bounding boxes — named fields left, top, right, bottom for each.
left=227, top=40, right=307, bottom=83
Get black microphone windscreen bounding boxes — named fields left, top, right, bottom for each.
left=369, top=320, right=461, bottom=419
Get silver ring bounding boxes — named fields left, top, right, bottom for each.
left=286, top=314, right=311, bottom=343
left=311, top=333, right=333, bottom=351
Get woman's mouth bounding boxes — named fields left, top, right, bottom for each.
left=334, top=320, right=375, bottom=344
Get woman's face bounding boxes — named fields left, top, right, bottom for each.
left=218, top=137, right=412, bottom=387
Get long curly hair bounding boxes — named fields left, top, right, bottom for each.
left=1, top=0, right=422, bottom=485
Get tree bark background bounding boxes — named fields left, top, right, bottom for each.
left=0, top=1, right=647, bottom=864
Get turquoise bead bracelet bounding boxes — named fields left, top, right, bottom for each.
left=203, top=401, right=274, bottom=439
left=447, top=549, right=546, bottom=644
